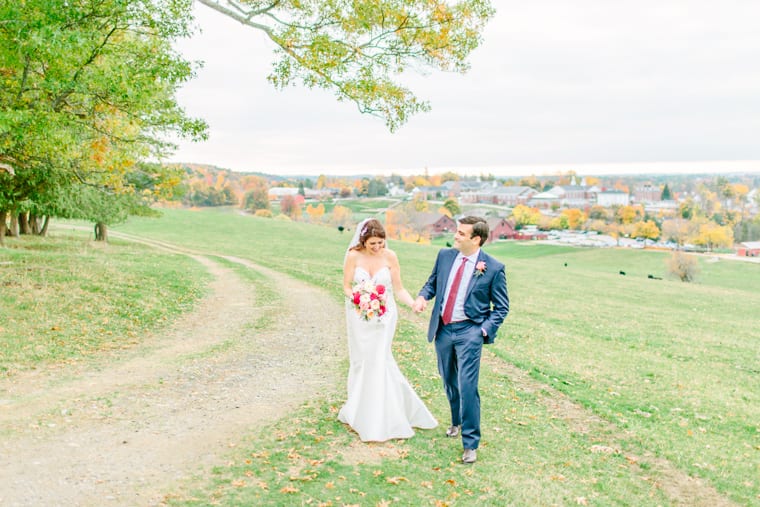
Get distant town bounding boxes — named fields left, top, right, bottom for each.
left=173, top=164, right=760, bottom=258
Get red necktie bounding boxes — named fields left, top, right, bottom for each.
left=442, top=257, right=468, bottom=324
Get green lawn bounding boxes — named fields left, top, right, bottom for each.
left=0, top=231, right=209, bottom=375
left=3, top=207, right=757, bottom=505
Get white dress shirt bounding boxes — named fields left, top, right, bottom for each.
left=442, top=250, right=480, bottom=323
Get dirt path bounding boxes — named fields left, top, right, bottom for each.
left=0, top=234, right=345, bottom=506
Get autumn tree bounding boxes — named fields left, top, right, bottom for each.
left=199, top=0, right=494, bottom=131
left=305, top=203, right=326, bottom=222
left=442, top=197, right=461, bottom=217
left=615, top=205, right=643, bottom=225
left=661, top=218, right=698, bottom=246
left=0, top=0, right=206, bottom=241
left=632, top=220, right=660, bottom=241
left=519, top=176, right=542, bottom=191
left=243, top=180, right=271, bottom=212
left=280, top=195, right=302, bottom=219
left=693, top=222, right=733, bottom=250
left=510, top=204, right=541, bottom=229
left=331, top=204, right=352, bottom=227
left=561, top=208, right=587, bottom=230
left=549, top=215, right=569, bottom=230
left=410, top=193, right=429, bottom=212
left=588, top=205, right=609, bottom=221
left=440, top=172, right=460, bottom=183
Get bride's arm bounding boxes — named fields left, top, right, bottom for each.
left=343, top=251, right=357, bottom=299
left=386, top=249, right=415, bottom=308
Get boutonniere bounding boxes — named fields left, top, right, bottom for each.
left=474, top=260, right=487, bottom=276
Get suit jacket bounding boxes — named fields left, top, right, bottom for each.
left=419, top=248, right=510, bottom=344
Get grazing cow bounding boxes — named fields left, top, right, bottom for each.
left=619, top=270, right=626, bottom=275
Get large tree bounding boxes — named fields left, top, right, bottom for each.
left=0, top=0, right=207, bottom=240
left=197, top=0, right=494, bottom=131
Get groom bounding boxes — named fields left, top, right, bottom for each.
left=413, top=216, right=509, bottom=464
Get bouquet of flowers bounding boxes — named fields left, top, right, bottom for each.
left=350, top=280, right=387, bottom=321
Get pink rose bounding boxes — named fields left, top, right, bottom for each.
left=375, top=284, right=386, bottom=295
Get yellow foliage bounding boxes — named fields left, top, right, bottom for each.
left=616, top=205, right=642, bottom=224
left=306, top=203, right=325, bottom=221
left=632, top=220, right=660, bottom=240
left=561, top=208, right=587, bottom=230
left=511, top=204, right=542, bottom=227
left=693, top=222, right=733, bottom=249
left=331, top=205, right=352, bottom=226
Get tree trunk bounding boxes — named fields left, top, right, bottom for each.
left=0, top=210, right=7, bottom=246
left=94, top=222, right=108, bottom=241
left=39, top=216, right=50, bottom=237
left=8, top=212, right=19, bottom=237
left=30, top=214, right=41, bottom=235
left=18, top=212, right=31, bottom=235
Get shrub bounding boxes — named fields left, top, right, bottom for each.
left=667, top=251, right=699, bottom=282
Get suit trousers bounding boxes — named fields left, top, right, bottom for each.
left=434, top=318, right=483, bottom=450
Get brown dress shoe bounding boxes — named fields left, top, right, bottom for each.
left=445, top=425, right=460, bottom=438
left=462, top=448, right=477, bottom=464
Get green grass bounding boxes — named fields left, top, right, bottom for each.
left=0, top=230, right=210, bottom=375
left=113, top=208, right=760, bottom=506
left=3, top=207, right=757, bottom=505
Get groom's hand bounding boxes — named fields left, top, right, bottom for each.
left=412, top=296, right=427, bottom=313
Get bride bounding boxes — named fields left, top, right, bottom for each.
left=339, top=218, right=438, bottom=441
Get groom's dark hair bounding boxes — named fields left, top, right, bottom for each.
left=459, top=216, right=489, bottom=246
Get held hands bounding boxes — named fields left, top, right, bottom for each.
left=412, top=296, right=427, bottom=314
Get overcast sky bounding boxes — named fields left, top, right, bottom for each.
left=168, top=0, right=760, bottom=178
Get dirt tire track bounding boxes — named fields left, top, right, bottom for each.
left=0, top=233, right=345, bottom=506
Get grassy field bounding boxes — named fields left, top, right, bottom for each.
left=0, top=231, right=210, bottom=375
left=3, top=206, right=758, bottom=505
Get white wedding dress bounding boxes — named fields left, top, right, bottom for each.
left=338, top=266, right=438, bottom=442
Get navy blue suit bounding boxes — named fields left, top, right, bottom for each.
left=419, top=248, right=509, bottom=450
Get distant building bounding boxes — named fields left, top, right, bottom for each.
left=411, top=186, right=450, bottom=200
left=412, top=212, right=456, bottom=237
left=460, top=183, right=536, bottom=206
left=736, top=241, right=760, bottom=257
left=528, top=189, right=563, bottom=209
left=634, top=184, right=661, bottom=203
left=486, top=217, right=516, bottom=242
left=596, top=190, right=630, bottom=207
left=268, top=187, right=299, bottom=199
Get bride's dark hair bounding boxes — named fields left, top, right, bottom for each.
left=350, top=219, right=385, bottom=251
